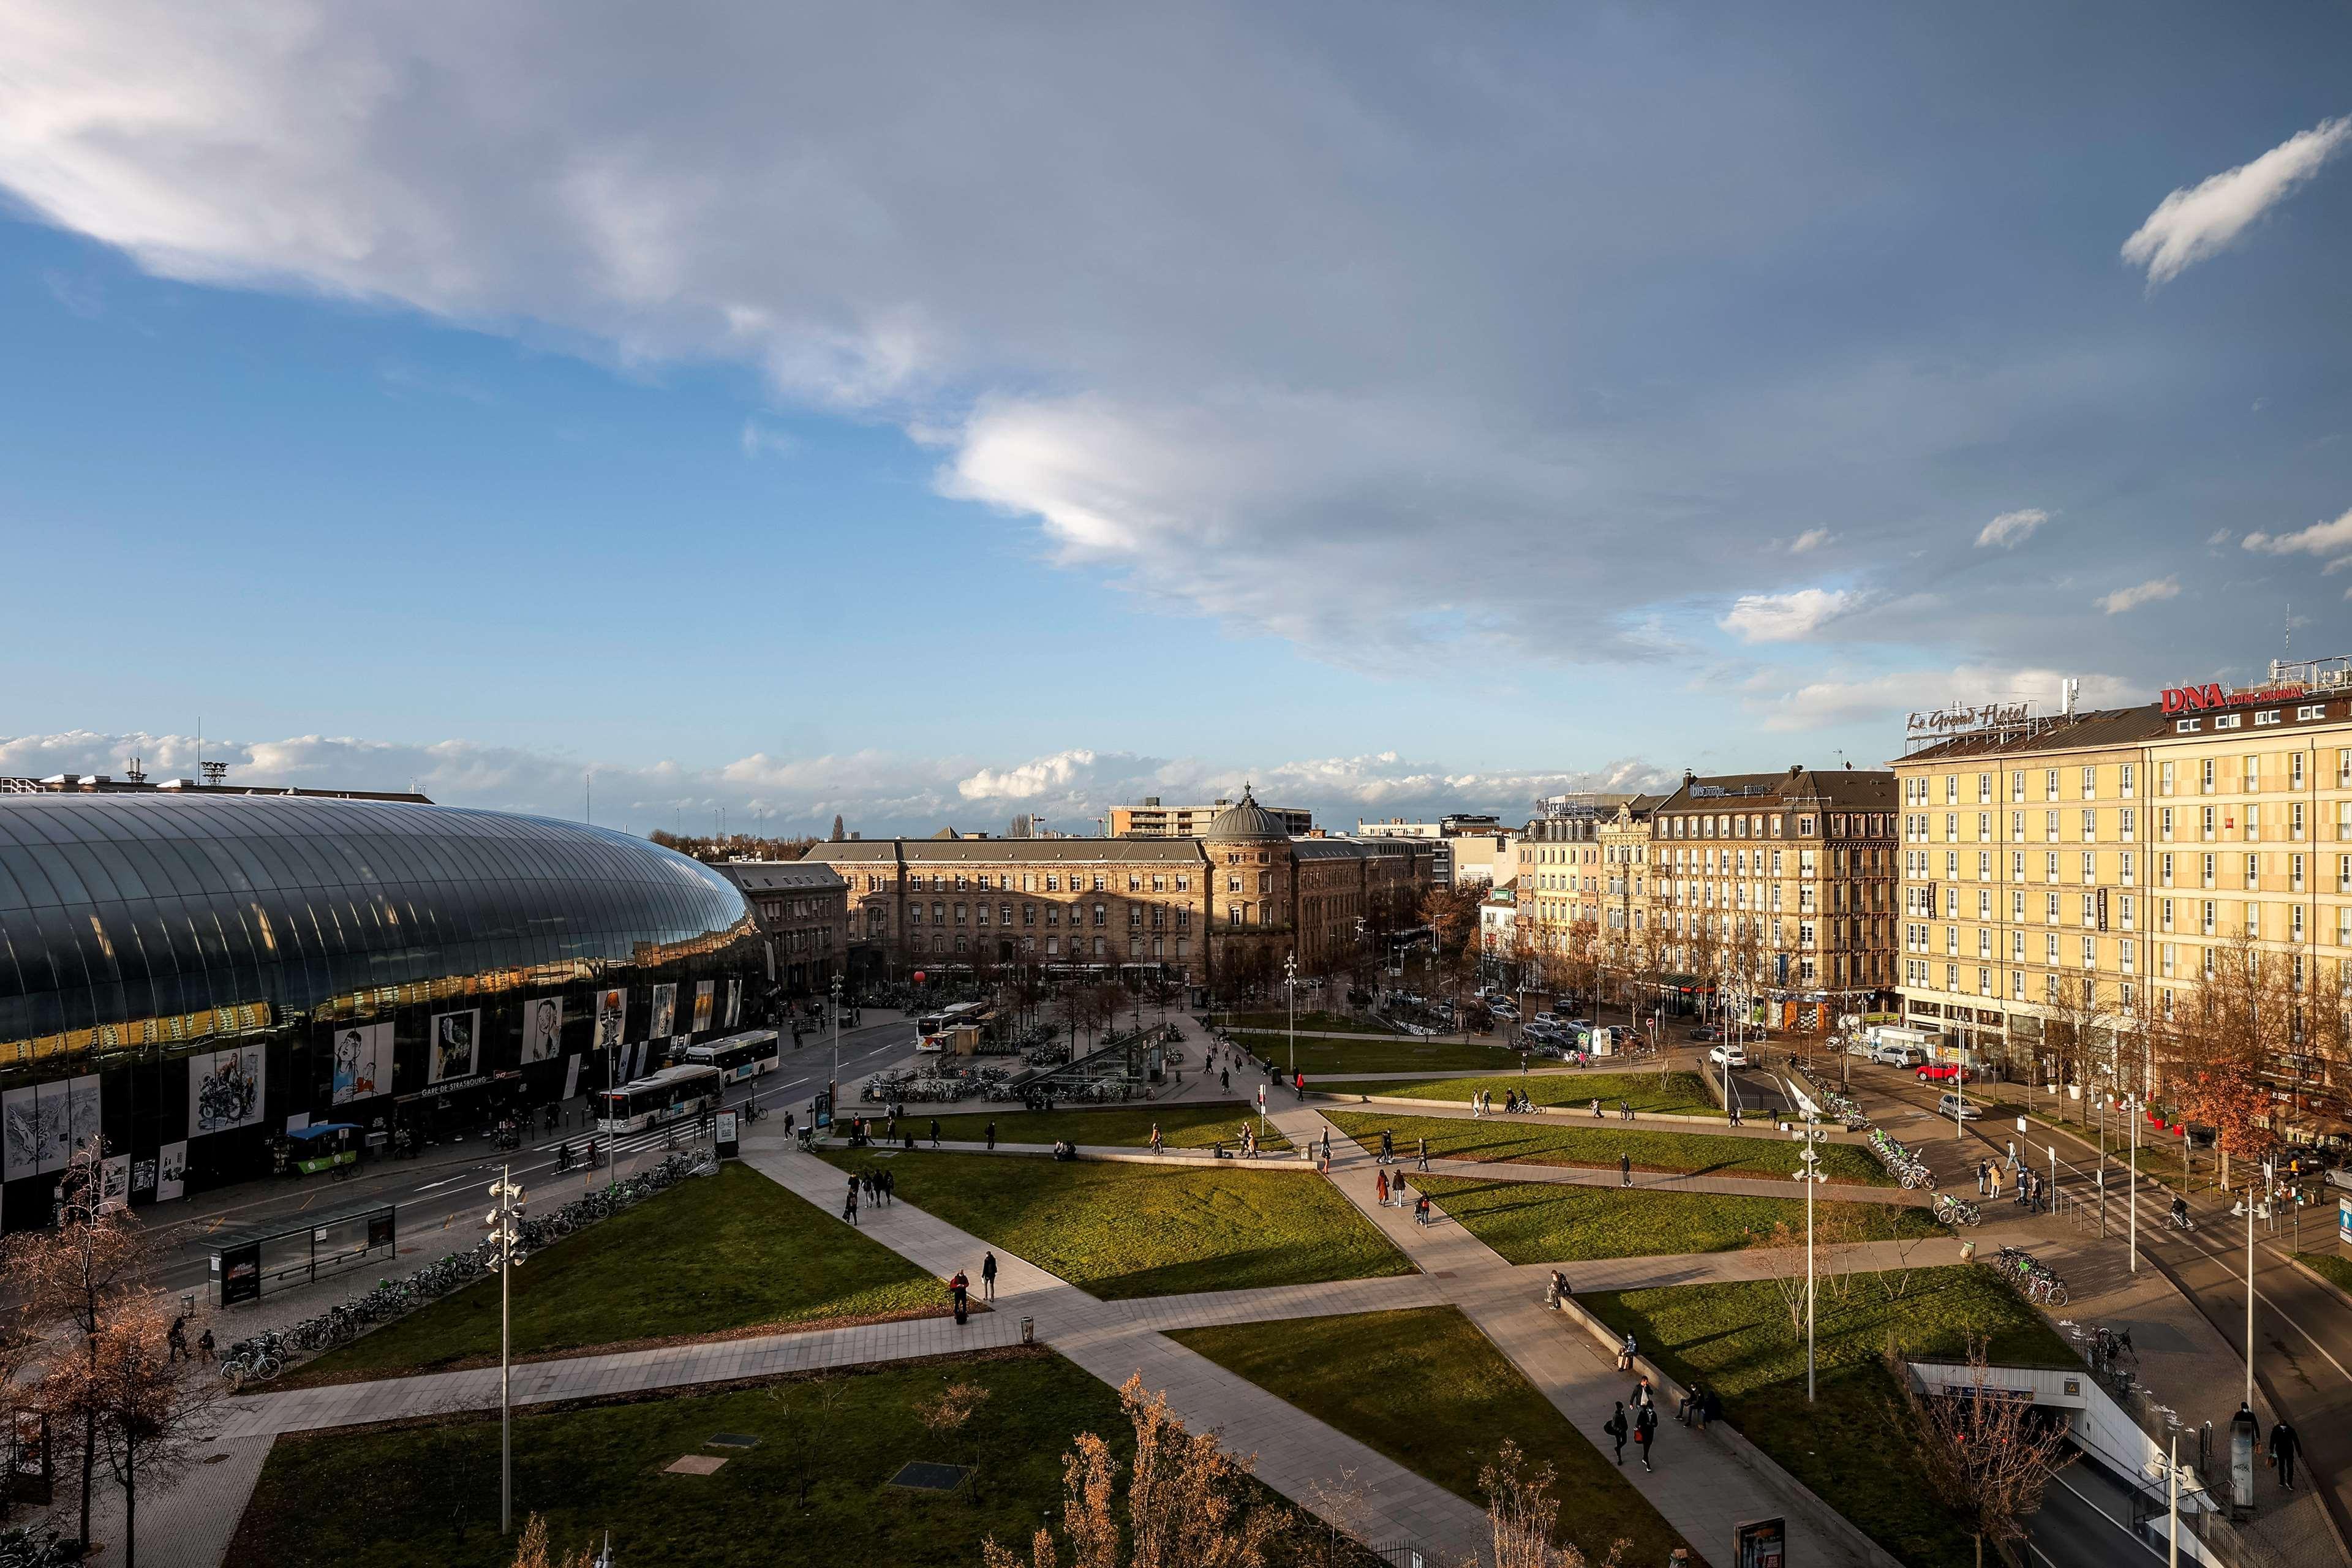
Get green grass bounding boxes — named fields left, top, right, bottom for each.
left=821, top=1150, right=1414, bottom=1299
left=1408, top=1174, right=1941, bottom=1264
left=1229, top=1031, right=1521, bottom=1075
left=278, top=1163, right=941, bottom=1388
left=1173, top=1306, right=1687, bottom=1567
left=1216, top=1009, right=1393, bottom=1035
left=1325, top=1112, right=1893, bottom=1186
left=1317, top=1070, right=1722, bottom=1117
left=1580, top=1266, right=2075, bottom=1568
left=234, top=1349, right=1125, bottom=1568
left=914, top=1104, right=1289, bottom=1150
left=2297, top=1251, right=2352, bottom=1294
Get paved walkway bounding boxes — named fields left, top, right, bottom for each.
left=1316, top=1095, right=1876, bottom=1144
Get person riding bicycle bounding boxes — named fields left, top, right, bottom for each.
left=2170, top=1193, right=2190, bottom=1228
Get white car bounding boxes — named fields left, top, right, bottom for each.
left=1490, top=1001, right=1519, bottom=1019
left=1534, top=1011, right=1564, bottom=1028
left=1871, top=1042, right=1925, bottom=1068
left=1708, top=1044, right=1749, bottom=1069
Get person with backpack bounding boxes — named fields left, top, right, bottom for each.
left=1603, top=1401, right=1629, bottom=1465
left=843, top=1175, right=859, bottom=1225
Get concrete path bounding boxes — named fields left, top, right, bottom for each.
left=1317, top=1095, right=1876, bottom=1144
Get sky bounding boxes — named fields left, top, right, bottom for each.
left=2, top=2, right=2350, bottom=837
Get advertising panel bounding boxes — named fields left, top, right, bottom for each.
left=219, top=1242, right=262, bottom=1306
left=725, top=978, right=741, bottom=1030
left=523, top=997, right=565, bottom=1063
left=2, top=1075, right=102, bottom=1179
left=650, top=984, right=677, bottom=1039
left=594, top=987, right=627, bottom=1050
left=330, top=1022, right=390, bottom=1105
left=189, top=1049, right=265, bottom=1137
left=428, top=1009, right=480, bottom=1085
left=692, top=981, right=715, bottom=1033
left=156, top=1140, right=187, bottom=1202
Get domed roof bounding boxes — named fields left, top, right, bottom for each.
left=1205, top=785, right=1289, bottom=842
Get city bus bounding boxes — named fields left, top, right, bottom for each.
left=682, top=1029, right=780, bottom=1084
left=915, top=1001, right=989, bottom=1054
left=597, top=1064, right=723, bottom=1134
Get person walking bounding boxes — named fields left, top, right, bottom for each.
left=1221, top=1066, right=1231, bottom=1091
left=986, top=1120, right=997, bottom=1151
left=2270, top=1419, right=2301, bottom=1491
left=1376, top=1169, right=1390, bottom=1208
left=1620, top=1152, right=1633, bottom=1188
left=1975, top=1158, right=1989, bottom=1196
left=1150, top=1122, right=1164, bottom=1156
left=981, top=1251, right=998, bottom=1301
left=1604, top=1401, right=1629, bottom=1465
left=1699, top=1386, right=1720, bottom=1433
left=1472, top=1089, right=1484, bottom=1120
left=1320, top=1128, right=1332, bottom=1164
left=1633, top=1375, right=1655, bottom=1412
left=931, top=1117, right=941, bottom=1148
left=1414, top=1193, right=1432, bottom=1226
left=1417, top=1135, right=1430, bottom=1172
left=1634, top=1402, right=1657, bottom=1471
left=843, top=1175, right=860, bottom=1225
left=1379, top=1128, right=1395, bottom=1166
left=1988, top=1164, right=2003, bottom=1200
left=1591, top=1098, right=1603, bottom=1119
left=196, top=1327, right=215, bottom=1363
left=167, top=1315, right=189, bottom=1363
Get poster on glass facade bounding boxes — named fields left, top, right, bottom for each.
left=594, top=987, right=627, bottom=1050
left=429, top=1009, right=480, bottom=1084
left=99, top=1155, right=129, bottom=1207
left=156, top=1141, right=187, bottom=1202
left=330, top=1022, right=390, bottom=1105
left=523, top=997, right=565, bottom=1063
left=650, top=984, right=677, bottom=1039
left=189, top=1048, right=265, bottom=1136
left=4, top=1077, right=103, bottom=1180
left=130, top=1156, right=156, bottom=1196
left=692, top=981, right=714, bottom=1033
left=561, top=1054, right=581, bottom=1102
left=725, top=978, right=741, bottom=1030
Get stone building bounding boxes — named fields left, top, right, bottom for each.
left=709, top=861, right=850, bottom=1000
left=804, top=789, right=1431, bottom=996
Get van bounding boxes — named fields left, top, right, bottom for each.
left=1936, top=1091, right=1982, bottom=1121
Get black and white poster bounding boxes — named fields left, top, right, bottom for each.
left=330, top=1022, right=390, bottom=1105
left=725, top=978, right=741, bottom=1030
left=157, top=1140, right=187, bottom=1202
left=523, top=997, right=565, bottom=1063
left=189, top=1048, right=265, bottom=1136
left=99, top=1155, right=129, bottom=1207
left=428, top=1009, right=480, bottom=1084
left=2, top=1075, right=102, bottom=1180
left=649, top=983, right=677, bottom=1039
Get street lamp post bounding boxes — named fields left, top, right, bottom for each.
left=484, top=1167, right=527, bottom=1534
left=829, top=973, right=843, bottom=1116
left=1284, top=952, right=1298, bottom=1081
left=1792, top=1112, right=1828, bottom=1402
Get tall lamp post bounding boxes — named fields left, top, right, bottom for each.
left=1284, top=951, right=1298, bottom=1080
left=484, top=1167, right=527, bottom=1534
left=1792, top=1111, right=1828, bottom=1401
left=829, top=973, right=843, bottom=1116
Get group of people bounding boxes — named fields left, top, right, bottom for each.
left=1973, top=1152, right=2054, bottom=1213
left=944, top=1253, right=997, bottom=1322
left=1369, top=1129, right=1431, bottom=1171
left=1588, top=1098, right=1635, bottom=1121
left=1469, top=1088, right=1535, bottom=1117
left=841, top=1166, right=897, bottom=1223
left=165, top=1315, right=217, bottom=1364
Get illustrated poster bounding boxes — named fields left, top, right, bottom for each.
left=692, top=980, right=714, bottom=1033
left=189, top=1049, right=265, bottom=1136
left=428, top=1009, right=480, bottom=1084
left=594, top=987, right=627, bottom=1050
left=522, top=997, right=565, bottom=1063
left=156, top=1140, right=187, bottom=1202
left=649, top=984, right=677, bottom=1039
left=725, top=978, right=741, bottom=1030
left=330, top=1022, right=390, bottom=1105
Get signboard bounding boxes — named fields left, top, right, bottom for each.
left=156, top=1140, right=187, bottom=1202
left=1734, top=1517, right=1786, bottom=1568
left=218, top=1242, right=262, bottom=1306
left=2161, top=681, right=2306, bottom=715
left=2339, top=1196, right=2350, bottom=1248
left=715, top=1110, right=739, bottom=1160
left=1907, top=702, right=2029, bottom=736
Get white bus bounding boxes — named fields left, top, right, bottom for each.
left=682, top=1030, right=780, bottom=1084
left=915, top=1001, right=988, bottom=1054
left=597, top=1064, right=723, bottom=1134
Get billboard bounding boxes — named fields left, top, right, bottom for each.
left=189, top=1048, right=265, bottom=1137
left=2, top=1074, right=101, bottom=1179
left=650, top=984, right=677, bottom=1039
left=428, top=1009, right=480, bottom=1084
left=594, top=987, right=628, bottom=1050
left=330, top=1022, right=390, bottom=1105
left=692, top=981, right=714, bottom=1033
left=522, top=997, right=565, bottom=1063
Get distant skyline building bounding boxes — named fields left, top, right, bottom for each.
left=1110, top=794, right=1313, bottom=839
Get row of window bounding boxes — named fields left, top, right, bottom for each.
left=1906, top=748, right=2352, bottom=809
left=859, top=870, right=1193, bottom=895
left=889, top=900, right=1194, bottom=930
left=905, top=933, right=1192, bottom=959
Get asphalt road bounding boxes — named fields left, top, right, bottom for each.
left=137, top=1013, right=929, bottom=1303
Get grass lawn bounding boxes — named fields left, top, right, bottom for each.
left=1172, top=1306, right=1687, bottom=1567
left=2298, top=1251, right=2352, bottom=1294
left=821, top=1150, right=1413, bottom=1298
left=1230, top=1031, right=1520, bottom=1075
left=1325, top=1112, right=1893, bottom=1186
left=1580, top=1266, right=2074, bottom=1568
left=1408, top=1174, right=1940, bottom=1264
left=916, top=1104, right=1290, bottom=1150
left=1216, top=1009, right=1393, bottom=1035
left=277, top=1162, right=942, bottom=1389
left=235, top=1349, right=1128, bottom=1568
left=1317, top=1069, right=1721, bottom=1118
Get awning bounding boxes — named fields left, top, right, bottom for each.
left=286, top=1122, right=361, bottom=1140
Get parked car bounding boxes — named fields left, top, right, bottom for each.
left=1708, top=1044, right=1749, bottom=1069
left=1688, top=1024, right=1724, bottom=1042
left=1872, top=1042, right=1926, bottom=1068
left=1936, top=1091, right=1983, bottom=1121
left=1490, top=1001, right=1518, bottom=1019
left=1916, top=1063, right=1969, bottom=1082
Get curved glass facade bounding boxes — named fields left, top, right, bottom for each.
left=0, top=796, right=763, bottom=1223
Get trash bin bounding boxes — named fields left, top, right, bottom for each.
left=1020, top=1317, right=1035, bottom=1344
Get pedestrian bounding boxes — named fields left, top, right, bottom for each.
left=986, top=1120, right=997, bottom=1151
left=1376, top=1169, right=1390, bottom=1207
left=2269, top=1419, right=2301, bottom=1491
left=1150, top=1123, right=1164, bottom=1155
left=1634, top=1402, right=1657, bottom=1471
left=1604, top=1401, right=1629, bottom=1465
left=1414, top=1194, right=1431, bottom=1226
left=197, top=1327, right=215, bottom=1363
left=1988, top=1164, right=2003, bottom=1200
left=1700, top=1387, right=1721, bottom=1432
left=1976, top=1159, right=1989, bottom=1197
left=1392, top=1170, right=1409, bottom=1209
left=950, top=1268, right=970, bottom=1313
left=1379, top=1128, right=1395, bottom=1166
left=1633, top=1375, right=1654, bottom=1411
left=1221, top=1068, right=1231, bottom=1091
left=1620, top=1152, right=1633, bottom=1189
left=931, top=1117, right=941, bottom=1148
left=883, top=1168, right=896, bottom=1205
left=981, top=1251, right=998, bottom=1301
left=1591, top=1098, right=1603, bottom=1119
left=843, top=1175, right=860, bottom=1225
left=167, top=1315, right=188, bottom=1363
left=1545, top=1269, right=1564, bottom=1310
left=1472, top=1090, right=1483, bottom=1120
left=1321, top=1128, right=1332, bottom=1164
left=1417, top=1135, right=1429, bottom=1172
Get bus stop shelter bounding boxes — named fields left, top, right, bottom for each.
left=207, top=1199, right=397, bottom=1308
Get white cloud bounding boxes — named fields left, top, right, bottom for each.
left=739, top=420, right=798, bottom=459
left=2097, top=576, right=2180, bottom=615
left=1717, top=587, right=1858, bottom=644
left=2206, top=527, right=2233, bottom=546
left=2242, top=506, right=2352, bottom=559
left=2122, top=116, right=2352, bottom=287
left=1789, top=527, right=1833, bottom=554
left=1975, top=508, right=2050, bottom=549
left=1742, top=666, right=2132, bottom=734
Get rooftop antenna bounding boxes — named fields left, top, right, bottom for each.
left=125, top=756, right=146, bottom=785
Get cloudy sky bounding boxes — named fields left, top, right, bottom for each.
left=2, top=2, right=2348, bottom=835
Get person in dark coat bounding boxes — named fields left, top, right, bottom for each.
left=843, top=1175, right=859, bottom=1225
left=930, top=1118, right=941, bottom=1148
left=2270, top=1420, right=2301, bottom=1491
left=1620, top=1152, right=1634, bottom=1188
left=1634, top=1402, right=1658, bottom=1471
left=1604, top=1401, right=1629, bottom=1465
left=986, top=1120, right=997, bottom=1150
left=981, top=1251, right=998, bottom=1301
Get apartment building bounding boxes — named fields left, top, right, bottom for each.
left=1513, top=797, right=1652, bottom=956
left=710, top=861, right=850, bottom=998
left=1110, top=796, right=1313, bottom=838
left=1356, top=813, right=1518, bottom=888
left=1891, top=661, right=2352, bottom=1120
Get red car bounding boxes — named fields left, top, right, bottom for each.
left=1916, top=1063, right=1970, bottom=1082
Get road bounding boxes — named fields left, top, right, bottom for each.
left=137, top=1012, right=930, bottom=1306
left=1858, top=1059, right=2352, bottom=1556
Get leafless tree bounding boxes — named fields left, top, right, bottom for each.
left=47, top=1292, right=220, bottom=1568
left=1886, top=1339, right=2073, bottom=1567
left=510, top=1512, right=598, bottom=1568
left=1471, top=1440, right=1626, bottom=1568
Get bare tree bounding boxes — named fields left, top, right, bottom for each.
left=511, top=1512, right=598, bottom=1568
left=919, top=1379, right=993, bottom=1498
left=48, top=1292, right=220, bottom=1568
left=1473, top=1440, right=1626, bottom=1568
left=1886, top=1339, right=2073, bottom=1567
left=2163, top=931, right=2293, bottom=1189
left=981, top=1374, right=1280, bottom=1568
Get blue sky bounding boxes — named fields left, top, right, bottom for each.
left=2, top=2, right=2349, bottom=835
